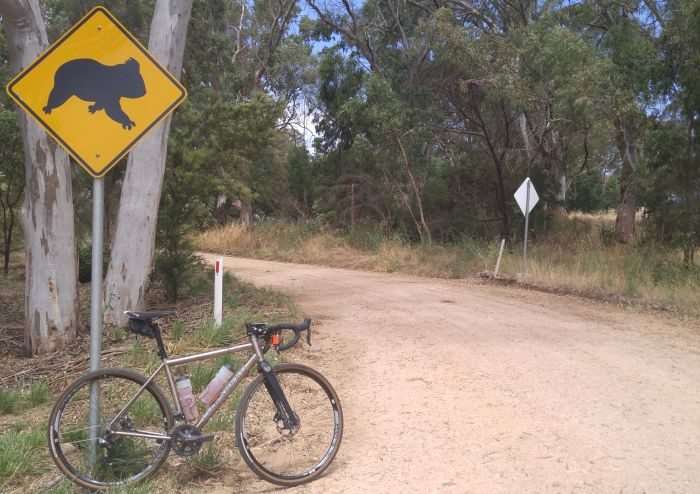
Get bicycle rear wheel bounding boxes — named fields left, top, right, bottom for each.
left=235, top=363, right=343, bottom=486
left=48, top=368, right=173, bottom=490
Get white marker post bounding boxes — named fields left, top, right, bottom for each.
left=214, top=257, right=223, bottom=327
left=494, top=237, right=506, bottom=278
left=513, top=177, right=539, bottom=278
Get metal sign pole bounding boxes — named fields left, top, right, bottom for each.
left=88, top=177, right=105, bottom=465
left=523, top=179, right=530, bottom=277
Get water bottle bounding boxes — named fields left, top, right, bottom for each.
left=176, top=376, right=199, bottom=422
left=199, top=364, right=234, bottom=406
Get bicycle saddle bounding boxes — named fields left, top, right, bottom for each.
left=124, top=310, right=176, bottom=322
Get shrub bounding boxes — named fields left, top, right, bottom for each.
left=0, top=380, right=50, bottom=415
left=78, top=244, right=108, bottom=283
left=0, top=425, right=46, bottom=481
left=154, top=243, right=203, bottom=302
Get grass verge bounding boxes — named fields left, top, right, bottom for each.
left=194, top=217, right=700, bottom=316
left=0, top=266, right=298, bottom=493
left=0, top=424, right=46, bottom=488
left=0, top=381, right=50, bottom=415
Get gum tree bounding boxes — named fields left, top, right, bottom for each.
left=103, top=0, right=193, bottom=326
left=0, top=0, right=79, bottom=354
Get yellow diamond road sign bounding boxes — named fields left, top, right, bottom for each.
left=6, top=6, right=187, bottom=177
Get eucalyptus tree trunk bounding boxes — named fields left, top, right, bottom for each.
left=0, top=0, right=79, bottom=354
left=614, top=119, right=638, bottom=244
left=103, top=0, right=193, bottom=326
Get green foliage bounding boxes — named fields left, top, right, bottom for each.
left=43, top=0, right=153, bottom=44
left=27, top=381, right=49, bottom=407
left=287, top=145, right=316, bottom=214
left=567, top=170, right=618, bottom=213
left=154, top=242, right=203, bottom=303
left=0, top=425, right=46, bottom=482
left=639, top=119, right=700, bottom=263
left=191, top=363, right=217, bottom=391
left=155, top=94, right=290, bottom=301
left=191, top=444, right=223, bottom=473
left=346, top=224, right=387, bottom=252
left=43, top=479, right=75, bottom=494
left=0, top=381, right=50, bottom=415
left=77, top=243, right=109, bottom=284
left=191, top=319, right=236, bottom=348
left=0, top=389, right=21, bottom=415
left=0, top=107, right=25, bottom=275
left=172, top=320, right=186, bottom=342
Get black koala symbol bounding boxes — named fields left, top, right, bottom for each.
left=43, top=58, right=146, bottom=130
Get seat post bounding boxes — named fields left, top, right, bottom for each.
left=152, top=324, right=168, bottom=360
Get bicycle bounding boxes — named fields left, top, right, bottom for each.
left=48, top=310, right=343, bottom=490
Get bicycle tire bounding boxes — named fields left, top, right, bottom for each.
left=48, top=368, right=174, bottom=490
left=235, top=363, right=343, bottom=486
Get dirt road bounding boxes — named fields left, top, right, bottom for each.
left=201, top=254, right=700, bottom=494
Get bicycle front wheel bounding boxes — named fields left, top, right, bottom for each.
left=235, top=363, right=343, bottom=486
left=48, top=368, right=174, bottom=490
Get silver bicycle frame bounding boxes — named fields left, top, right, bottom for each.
left=108, top=337, right=262, bottom=441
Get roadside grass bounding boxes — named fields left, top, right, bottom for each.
left=194, top=216, right=700, bottom=316
left=0, top=424, right=46, bottom=487
left=0, top=380, right=50, bottom=415
left=195, top=221, right=497, bottom=278
left=0, top=266, right=298, bottom=493
left=190, top=443, right=224, bottom=474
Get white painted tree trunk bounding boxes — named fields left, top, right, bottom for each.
left=103, top=0, right=193, bottom=326
left=0, top=0, right=79, bottom=354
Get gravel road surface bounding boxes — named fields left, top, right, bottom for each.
left=200, top=254, right=700, bottom=494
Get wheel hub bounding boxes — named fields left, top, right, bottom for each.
left=274, top=412, right=301, bottom=436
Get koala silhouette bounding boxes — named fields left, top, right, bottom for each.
left=43, top=58, right=146, bottom=130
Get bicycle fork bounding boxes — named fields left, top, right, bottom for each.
left=259, top=361, right=299, bottom=431
left=250, top=336, right=299, bottom=432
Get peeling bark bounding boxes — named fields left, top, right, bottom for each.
left=0, top=0, right=79, bottom=354
left=103, top=0, right=193, bottom=327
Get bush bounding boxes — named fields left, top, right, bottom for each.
left=154, top=239, right=203, bottom=302
left=0, top=381, right=50, bottom=415
left=0, top=425, right=45, bottom=481
left=78, top=244, right=108, bottom=283
left=346, top=223, right=387, bottom=251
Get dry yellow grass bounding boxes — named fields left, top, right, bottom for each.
left=195, top=218, right=700, bottom=316
left=194, top=223, right=495, bottom=278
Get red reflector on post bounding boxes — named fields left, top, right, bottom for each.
left=215, top=261, right=220, bottom=273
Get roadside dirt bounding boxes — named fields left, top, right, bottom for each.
left=201, top=254, right=700, bottom=494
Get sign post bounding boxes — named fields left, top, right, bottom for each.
left=513, top=177, right=539, bottom=277
left=87, top=177, right=104, bottom=463
left=6, top=6, right=186, bottom=466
